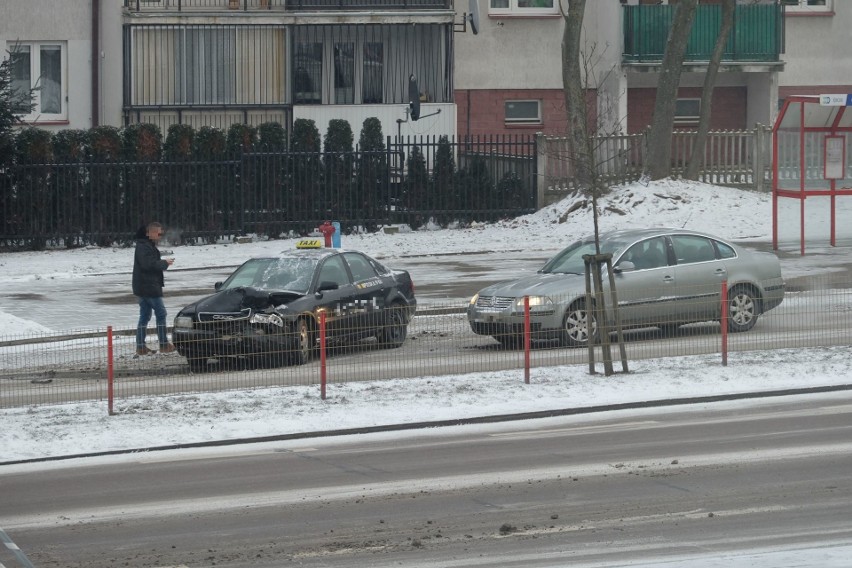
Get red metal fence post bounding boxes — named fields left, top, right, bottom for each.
left=720, top=281, right=728, bottom=367
left=524, top=296, right=531, bottom=384
left=320, top=311, right=327, bottom=400
left=107, top=326, right=115, bottom=415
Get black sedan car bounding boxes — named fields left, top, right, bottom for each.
left=173, top=242, right=416, bottom=371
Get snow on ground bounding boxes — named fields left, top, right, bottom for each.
left=3, top=179, right=852, bottom=565
left=1, top=345, right=851, bottom=465
left=0, top=178, right=849, bottom=288
left=2, top=178, right=852, bottom=462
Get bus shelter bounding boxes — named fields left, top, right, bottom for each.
left=773, top=95, right=852, bottom=254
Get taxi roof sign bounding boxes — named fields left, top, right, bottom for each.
left=296, top=239, right=324, bottom=249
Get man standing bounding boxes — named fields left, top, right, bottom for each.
left=133, top=221, right=175, bottom=355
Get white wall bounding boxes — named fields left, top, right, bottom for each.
left=781, top=6, right=852, bottom=88
left=99, top=1, right=125, bottom=128
left=294, top=103, right=458, bottom=141
left=453, top=0, right=565, bottom=91
left=0, top=0, right=94, bottom=130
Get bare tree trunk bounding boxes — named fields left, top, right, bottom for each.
left=685, top=0, right=736, bottom=181
left=646, top=0, right=699, bottom=181
left=561, top=0, right=593, bottom=193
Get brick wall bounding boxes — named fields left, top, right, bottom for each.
left=780, top=85, right=852, bottom=99
left=627, top=86, right=748, bottom=133
left=456, top=89, right=596, bottom=138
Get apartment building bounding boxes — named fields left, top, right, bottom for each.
left=454, top=0, right=851, bottom=137
left=1, top=1, right=849, bottom=138
left=1, top=0, right=458, bottom=138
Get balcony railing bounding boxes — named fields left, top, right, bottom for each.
left=124, top=0, right=452, bottom=12
left=623, top=3, right=784, bottom=64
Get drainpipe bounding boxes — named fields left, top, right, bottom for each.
left=91, top=0, right=100, bottom=127
left=466, top=89, right=471, bottom=137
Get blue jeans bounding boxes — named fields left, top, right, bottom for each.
left=136, top=296, right=169, bottom=348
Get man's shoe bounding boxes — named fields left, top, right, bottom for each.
left=160, top=343, right=177, bottom=354
left=136, top=346, right=156, bottom=356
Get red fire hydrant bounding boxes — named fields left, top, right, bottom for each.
left=319, top=220, right=336, bottom=248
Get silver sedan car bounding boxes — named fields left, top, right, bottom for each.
left=467, top=228, right=785, bottom=347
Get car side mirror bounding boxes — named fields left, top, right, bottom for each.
left=615, top=261, right=635, bottom=273
left=214, top=281, right=224, bottom=290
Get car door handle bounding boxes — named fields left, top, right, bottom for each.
left=662, top=275, right=674, bottom=283
left=714, top=268, right=727, bottom=276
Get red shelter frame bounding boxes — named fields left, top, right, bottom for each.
left=772, top=95, right=852, bottom=255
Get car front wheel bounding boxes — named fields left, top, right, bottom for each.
left=292, top=318, right=315, bottom=365
left=727, top=286, right=759, bottom=332
left=560, top=300, right=597, bottom=347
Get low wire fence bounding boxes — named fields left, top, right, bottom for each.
left=2, top=274, right=850, bottom=412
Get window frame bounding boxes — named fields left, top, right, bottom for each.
left=128, top=26, right=286, bottom=108
left=673, top=98, right=701, bottom=127
left=781, top=0, right=832, bottom=13
left=489, top=0, right=558, bottom=17
left=7, top=40, right=68, bottom=123
left=504, top=99, right=542, bottom=125
left=293, top=32, right=388, bottom=106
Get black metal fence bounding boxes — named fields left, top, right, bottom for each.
left=0, top=135, right=537, bottom=250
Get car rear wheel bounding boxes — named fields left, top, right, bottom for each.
left=728, top=285, right=759, bottom=333
left=377, top=304, right=408, bottom=349
left=560, top=300, right=598, bottom=347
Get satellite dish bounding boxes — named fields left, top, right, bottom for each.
left=468, top=0, right=480, bottom=35
left=408, top=74, right=421, bottom=121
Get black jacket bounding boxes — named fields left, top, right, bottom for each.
left=132, top=230, right=169, bottom=298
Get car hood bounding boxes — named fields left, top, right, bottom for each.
left=185, top=287, right=306, bottom=315
left=477, top=273, right=586, bottom=298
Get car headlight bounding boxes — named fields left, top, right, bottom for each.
left=250, top=313, right=285, bottom=328
left=513, top=295, right=553, bottom=314
left=469, top=293, right=479, bottom=306
left=174, top=316, right=194, bottom=329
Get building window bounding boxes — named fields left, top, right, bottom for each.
left=181, top=28, right=236, bottom=105
left=505, top=100, right=541, bottom=124
left=8, top=42, right=66, bottom=122
left=781, top=0, right=832, bottom=12
left=293, top=31, right=392, bottom=106
left=294, top=42, right=323, bottom=105
left=128, top=26, right=285, bottom=108
left=333, top=42, right=354, bottom=105
left=362, top=42, right=384, bottom=104
left=293, top=42, right=322, bottom=105
left=489, top=0, right=558, bottom=16
left=674, top=98, right=700, bottom=126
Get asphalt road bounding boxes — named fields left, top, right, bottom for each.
left=3, top=392, right=852, bottom=567
left=0, top=250, right=554, bottom=333
left=0, top=240, right=849, bottom=334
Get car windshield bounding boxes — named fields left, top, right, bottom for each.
left=540, top=237, right=631, bottom=274
left=220, top=257, right=319, bottom=293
